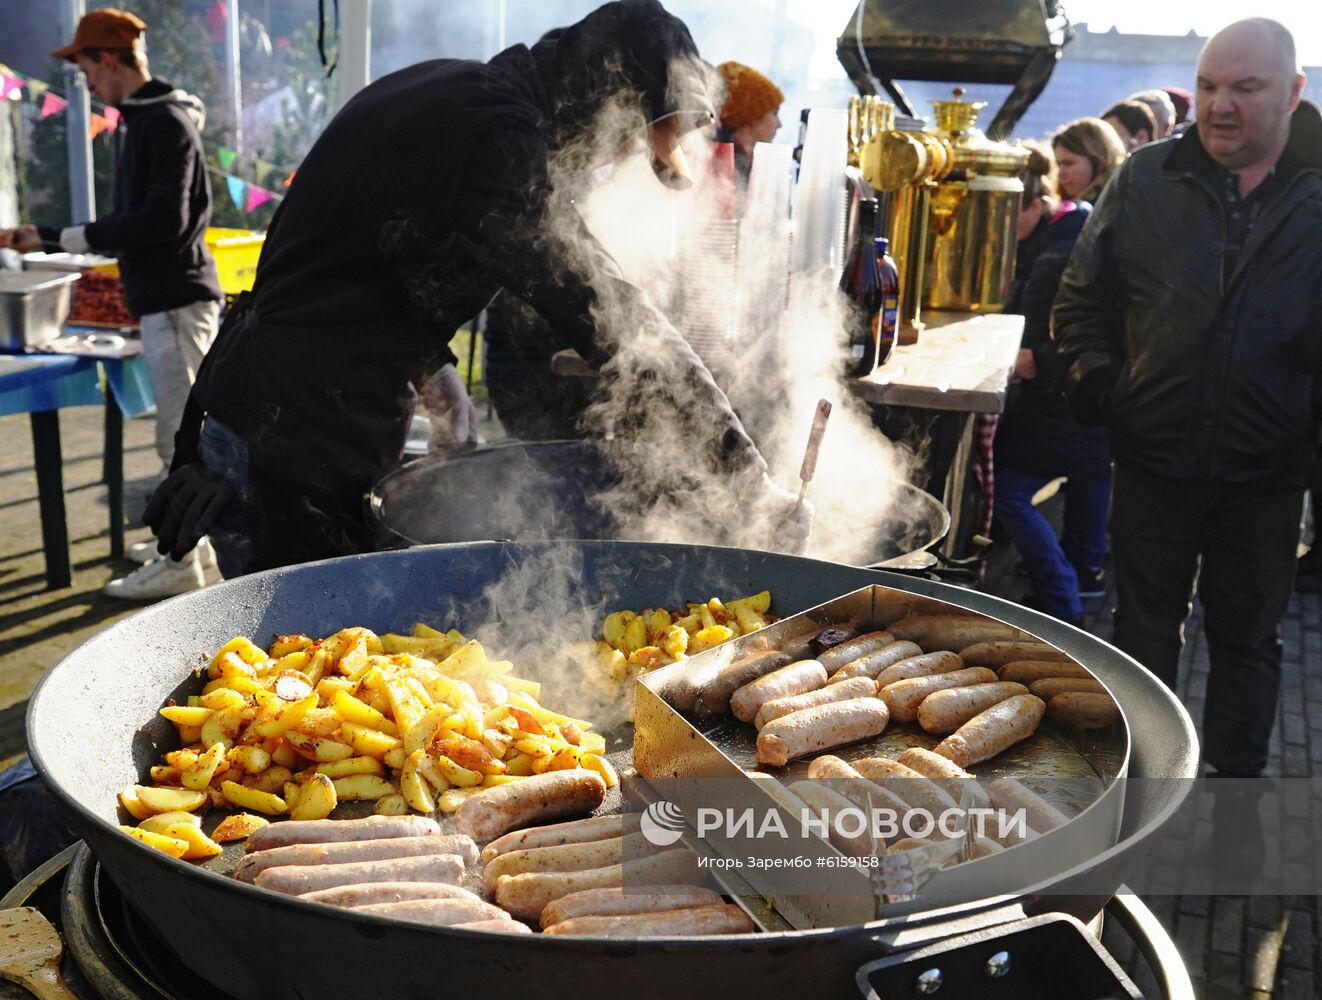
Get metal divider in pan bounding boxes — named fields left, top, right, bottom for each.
left=633, top=583, right=1130, bottom=929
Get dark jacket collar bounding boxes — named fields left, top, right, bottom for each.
left=1163, top=99, right=1322, bottom=177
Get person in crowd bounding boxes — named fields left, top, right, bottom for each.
left=714, top=61, right=783, bottom=182
left=1051, top=117, right=1127, bottom=203
left=142, top=0, right=809, bottom=577
left=1101, top=99, right=1158, bottom=151
left=1054, top=18, right=1317, bottom=779
left=993, top=143, right=1108, bottom=626
left=1127, top=88, right=1177, bottom=138
left=0, top=8, right=222, bottom=600
left=1163, top=86, right=1194, bottom=128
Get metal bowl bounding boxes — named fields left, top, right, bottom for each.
left=369, top=440, right=951, bottom=567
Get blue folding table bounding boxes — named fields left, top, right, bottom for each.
left=0, top=348, right=155, bottom=589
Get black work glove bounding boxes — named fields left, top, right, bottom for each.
left=143, top=463, right=234, bottom=561
left=1067, top=365, right=1117, bottom=426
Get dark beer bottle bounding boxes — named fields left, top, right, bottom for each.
left=841, top=198, right=882, bottom=377
left=874, top=237, right=900, bottom=367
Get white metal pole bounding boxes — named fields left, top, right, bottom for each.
left=224, top=0, right=243, bottom=154
left=60, top=0, right=95, bottom=222
left=339, top=0, right=372, bottom=109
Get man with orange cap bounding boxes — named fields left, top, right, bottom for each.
left=716, top=61, right=784, bottom=182
left=0, top=7, right=222, bottom=600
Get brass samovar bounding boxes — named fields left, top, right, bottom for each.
left=921, top=89, right=1029, bottom=313
left=857, top=98, right=952, bottom=335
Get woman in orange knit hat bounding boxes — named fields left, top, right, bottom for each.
left=716, top=61, right=784, bottom=180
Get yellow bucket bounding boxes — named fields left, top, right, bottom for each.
left=205, top=227, right=265, bottom=294
left=89, top=227, right=265, bottom=296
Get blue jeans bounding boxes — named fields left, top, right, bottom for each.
left=198, top=417, right=252, bottom=579
left=994, top=469, right=1111, bottom=621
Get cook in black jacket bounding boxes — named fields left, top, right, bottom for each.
left=1053, top=18, right=1322, bottom=777
left=992, top=145, right=1109, bottom=626
left=147, top=0, right=805, bottom=575
left=1, top=8, right=223, bottom=600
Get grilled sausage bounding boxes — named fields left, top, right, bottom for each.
left=1027, top=677, right=1108, bottom=699
left=543, top=904, right=754, bottom=937
left=868, top=650, right=962, bottom=689
left=879, top=667, right=998, bottom=723
left=354, top=897, right=510, bottom=926
left=540, top=885, right=725, bottom=928
left=875, top=594, right=976, bottom=626
left=783, top=624, right=859, bottom=660
left=730, top=659, right=827, bottom=722
left=697, top=650, right=795, bottom=715
left=958, top=640, right=1073, bottom=668
left=997, top=660, right=1091, bottom=684
left=302, top=882, right=482, bottom=908
left=886, top=836, right=1003, bottom=864
left=482, top=834, right=651, bottom=893
left=755, top=677, right=876, bottom=730
left=916, top=682, right=1029, bottom=734
left=895, top=747, right=989, bottom=809
left=804, top=755, right=911, bottom=819
left=817, top=631, right=895, bottom=672
left=985, top=776, right=1071, bottom=835
left=494, top=849, right=701, bottom=921
left=933, top=695, right=1045, bottom=767
left=756, top=698, right=890, bottom=767
left=234, top=834, right=477, bottom=882
left=941, top=838, right=1005, bottom=866
left=828, top=641, right=927, bottom=684
left=254, top=853, right=465, bottom=896
left=481, top=815, right=631, bottom=864
left=455, top=769, right=606, bottom=842
left=452, top=919, right=532, bottom=933
left=787, top=780, right=878, bottom=857
left=850, top=756, right=960, bottom=817
left=244, top=814, right=439, bottom=853
left=888, top=615, right=1029, bottom=652
left=1047, top=692, right=1120, bottom=730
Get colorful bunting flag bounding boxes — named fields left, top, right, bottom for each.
left=226, top=175, right=247, bottom=210
left=25, top=79, right=48, bottom=98
left=218, top=146, right=237, bottom=171
left=39, top=92, right=68, bottom=120
left=0, top=74, right=22, bottom=101
left=103, top=106, right=121, bottom=130
left=245, top=185, right=275, bottom=212
left=90, top=113, right=110, bottom=138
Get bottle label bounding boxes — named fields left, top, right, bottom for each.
left=879, top=295, right=899, bottom=364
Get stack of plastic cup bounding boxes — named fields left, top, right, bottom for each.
left=791, top=108, right=849, bottom=280
left=735, top=142, right=794, bottom=347
left=672, top=141, right=738, bottom=369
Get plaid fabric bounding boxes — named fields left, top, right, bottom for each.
left=972, top=413, right=999, bottom=540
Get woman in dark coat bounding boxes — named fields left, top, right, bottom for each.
left=993, top=143, right=1111, bottom=624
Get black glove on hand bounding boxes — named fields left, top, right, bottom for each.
left=143, top=463, right=234, bottom=561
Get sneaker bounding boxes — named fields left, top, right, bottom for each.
left=1074, top=568, right=1106, bottom=598
left=128, top=536, right=216, bottom=570
left=103, top=557, right=207, bottom=600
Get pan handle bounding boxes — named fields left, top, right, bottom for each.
left=1104, top=889, right=1197, bottom=1000
left=853, top=909, right=1148, bottom=999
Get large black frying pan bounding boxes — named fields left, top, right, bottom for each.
left=28, top=542, right=1195, bottom=1000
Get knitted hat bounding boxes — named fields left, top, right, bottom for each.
left=718, top=61, right=784, bottom=130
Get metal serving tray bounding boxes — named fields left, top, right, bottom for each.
left=633, top=583, right=1129, bottom=930
left=0, top=270, right=80, bottom=351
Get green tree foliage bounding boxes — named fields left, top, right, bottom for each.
left=20, top=2, right=331, bottom=233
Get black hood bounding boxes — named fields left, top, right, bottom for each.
left=528, top=0, right=711, bottom=148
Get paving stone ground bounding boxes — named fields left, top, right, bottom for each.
left=1, top=404, right=1319, bottom=996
